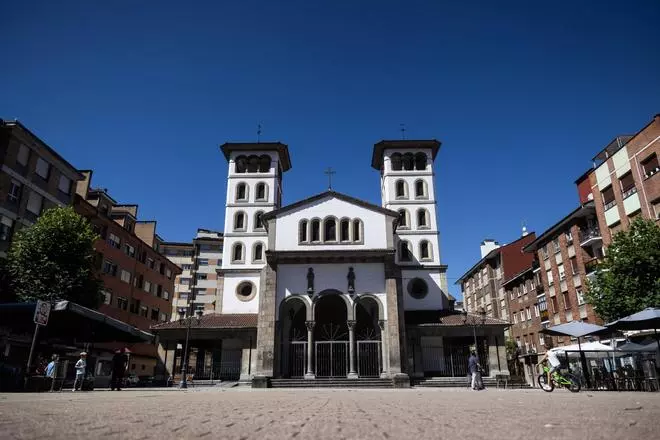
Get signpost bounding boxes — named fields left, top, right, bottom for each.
left=25, top=300, right=51, bottom=382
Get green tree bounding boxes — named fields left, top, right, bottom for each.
left=585, top=217, right=660, bottom=322
left=7, top=206, right=102, bottom=309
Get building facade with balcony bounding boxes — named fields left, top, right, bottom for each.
left=73, top=170, right=181, bottom=377
left=589, top=114, right=660, bottom=242
left=0, top=120, right=82, bottom=256
left=522, top=202, right=603, bottom=347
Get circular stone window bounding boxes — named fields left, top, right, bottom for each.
left=407, top=278, right=428, bottom=299
left=236, top=281, right=257, bottom=302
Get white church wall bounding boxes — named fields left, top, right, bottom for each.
left=401, top=269, right=447, bottom=310
left=221, top=272, right=261, bottom=314
left=276, top=263, right=388, bottom=320
left=274, top=196, right=389, bottom=251
left=395, top=234, right=441, bottom=266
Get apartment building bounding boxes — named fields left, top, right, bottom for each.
left=0, top=120, right=82, bottom=256
left=73, top=170, right=181, bottom=375
left=589, top=114, right=660, bottom=242
left=161, top=229, right=223, bottom=320
left=457, top=232, right=537, bottom=320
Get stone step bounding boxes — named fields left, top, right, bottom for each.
left=270, top=378, right=393, bottom=388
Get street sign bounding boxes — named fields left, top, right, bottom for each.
left=33, top=300, right=51, bottom=326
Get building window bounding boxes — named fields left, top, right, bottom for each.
left=234, top=211, right=246, bottom=231
left=26, top=191, right=43, bottom=215
left=120, top=269, right=131, bottom=284
left=182, top=264, right=192, bottom=271
left=390, top=153, right=402, bottom=171
left=166, top=268, right=172, bottom=279
left=58, top=175, right=71, bottom=195
left=546, top=269, right=553, bottom=285
left=196, top=273, right=208, bottom=281
left=522, top=282, right=528, bottom=294
left=563, top=292, right=571, bottom=309
left=0, top=217, right=13, bottom=242
left=414, top=153, right=427, bottom=171
left=408, top=278, right=428, bottom=299
left=197, top=258, right=209, bottom=266
left=558, top=263, right=566, bottom=281
left=139, top=305, right=148, bottom=318
left=35, top=158, right=50, bottom=180
left=311, top=219, right=321, bottom=242
left=163, top=290, right=170, bottom=300
left=102, top=260, right=117, bottom=276
left=117, top=296, right=128, bottom=310
left=236, top=281, right=257, bottom=302
left=619, top=172, right=637, bottom=199
left=17, top=144, right=30, bottom=166
left=150, top=308, right=159, bottom=321
left=8, top=181, right=22, bottom=205
left=324, top=217, right=337, bottom=242
left=254, top=211, right=265, bottom=230
left=526, top=307, right=532, bottom=321
left=420, top=240, right=432, bottom=260
left=259, top=155, right=271, bottom=172
left=299, top=220, right=308, bottom=242
left=256, top=182, right=267, bottom=201
left=107, top=233, right=121, bottom=249
left=534, top=304, right=540, bottom=317
left=395, top=180, right=408, bottom=199
left=541, top=245, right=549, bottom=260
left=565, top=230, right=573, bottom=243
left=124, top=244, right=135, bottom=258
left=576, top=289, right=585, bottom=306
left=180, top=278, right=190, bottom=285
left=232, top=242, right=245, bottom=263
left=570, top=258, right=579, bottom=275
left=641, top=153, right=659, bottom=178
left=340, top=218, right=350, bottom=241
left=513, top=313, right=518, bottom=324
left=402, top=153, right=414, bottom=171
left=144, top=280, right=152, bottom=293
left=552, top=238, right=560, bottom=254
left=253, top=242, right=264, bottom=262
left=399, top=241, right=412, bottom=262
left=414, top=179, right=428, bottom=199
left=235, top=182, right=248, bottom=202
left=352, top=219, right=362, bottom=242
left=160, top=313, right=168, bottom=322
left=102, top=289, right=112, bottom=305
left=417, top=209, right=429, bottom=229
left=398, top=209, right=409, bottom=228
left=601, top=185, right=616, bottom=210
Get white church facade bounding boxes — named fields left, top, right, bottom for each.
left=153, top=140, right=509, bottom=387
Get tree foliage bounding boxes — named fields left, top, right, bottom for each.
left=585, top=218, right=660, bottom=322
left=7, top=206, right=102, bottom=309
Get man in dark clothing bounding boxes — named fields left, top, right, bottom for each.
left=468, top=351, right=482, bottom=390
left=110, top=349, right=128, bottom=391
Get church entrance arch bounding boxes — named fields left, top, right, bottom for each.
left=313, top=291, right=349, bottom=377
left=355, top=295, right=384, bottom=377
left=280, top=296, right=310, bottom=378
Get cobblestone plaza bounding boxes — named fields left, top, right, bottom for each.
left=1, top=388, right=658, bottom=439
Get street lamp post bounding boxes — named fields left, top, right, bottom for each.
left=463, top=306, right=487, bottom=355
left=179, top=239, right=201, bottom=389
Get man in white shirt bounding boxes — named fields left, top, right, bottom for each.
left=538, top=347, right=565, bottom=384
left=73, top=352, right=87, bottom=392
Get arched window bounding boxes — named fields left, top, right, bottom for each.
left=236, top=182, right=248, bottom=201
left=234, top=212, right=246, bottom=231
left=415, top=179, right=427, bottom=198
left=353, top=219, right=362, bottom=242
left=259, top=155, right=271, bottom=173
left=420, top=240, right=432, bottom=260
left=253, top=242, right=264, bottom=262
left=247, top=156, right=259, bottom=173
left=256, top=182, right=267, bottom=201
left=232, top=242, right=244, bottom=263
left=340, top=218, right=350, bottom=241
left=299, top=220, right=308, bottom=242
left=324, top=217, right=337, bottom=242
left=417, top=209, right=429, bottom=228
left=235, top=156, right=247, bottom=173
left=391, top=153, right=402, bottom=171
left=254, top=211, right=265, bottom=230
left=398, top=209, right=410, bottom=228
left=400, top=241, right=412, bottom=262
left=414, top=153, right=427, bottom=171
left=395, top=180, right=408, bottom=199
left=311, top=219, right=321, bottom=242
left=402, top=153, right=414, bottom=171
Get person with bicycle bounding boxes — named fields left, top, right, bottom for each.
left=537, top=347, right=565, bottom=384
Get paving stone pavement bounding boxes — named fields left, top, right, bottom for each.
left=1, top=388, right=659, bottom=440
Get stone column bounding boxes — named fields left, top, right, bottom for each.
left=253, top=263, right=277, bottom=387
left=347, top=320, right=358, bottom=378
left=305, top=321, right=315, bottom=379
left=379, top=320, right=389, bottom=378
left=384, top=254, right=410, bottom=387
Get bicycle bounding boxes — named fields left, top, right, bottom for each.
left=537, top=365, right=581, bottom=393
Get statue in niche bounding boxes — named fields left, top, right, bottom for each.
left=307, top=267, right=315, bottom=294
left=347, top=267, right=356, bottom=294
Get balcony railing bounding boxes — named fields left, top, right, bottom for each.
left=579, top=227, right=602, bottom=246
left=622, top=186, right=637, bottom=199
left=584, top=258, right=602, bottom=274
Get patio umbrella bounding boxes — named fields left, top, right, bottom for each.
left=540, top=321, right=609, bottom=388
left=606, top=308, right=660, bottom=353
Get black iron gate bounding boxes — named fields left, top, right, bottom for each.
left=357, top=341, right=381, bottom=377
left=315, top=341, right=348, bottom=377
left=289, top=341, right=307, bottom=378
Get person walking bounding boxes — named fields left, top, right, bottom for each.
left=468, top=350, right=483, bottom=390
left=46, top=355, right=58, bottom=391
left=110, top=349, right=128, bottom=391
left=72, top=352, right=87, bottom=392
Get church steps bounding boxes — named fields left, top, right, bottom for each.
left=270, top=378, right=394, bottom=388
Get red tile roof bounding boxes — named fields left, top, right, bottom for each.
left=405, top=310, right=509, bottom=326
left=150, top=313, right=257, bottom=330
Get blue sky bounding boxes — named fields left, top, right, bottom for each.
left=2, top=1, right=659, bottom=298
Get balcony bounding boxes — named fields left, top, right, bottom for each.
left=584, top=258, right=602, bottom=274
left=579, top=227, right=602, bottom=248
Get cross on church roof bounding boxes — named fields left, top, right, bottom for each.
left=324, top=167, right=336, bottom=190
